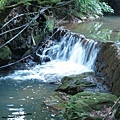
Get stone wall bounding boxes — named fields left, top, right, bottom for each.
left=95, top=42, right=120, bottom=96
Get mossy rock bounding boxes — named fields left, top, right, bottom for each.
left=71, top=91, right=117, bottom=110
left=44, top=91, right=70, bottom=111
left=64, top=91, right=117, bottom=120
left=0, top=46, right=12, bottom=66
left=56, top=73, right=96, bottom=95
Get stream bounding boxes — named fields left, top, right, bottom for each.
left=64, top=16, right=120, bottom=42
left=0, top=16, right=120, bottom=120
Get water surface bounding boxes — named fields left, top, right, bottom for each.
left=0, top=79, right=58, bottom=120
left=64, top=16, right=120, bottom=42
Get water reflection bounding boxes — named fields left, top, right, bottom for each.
left=0, top=79, right=58, bottom=120
left=64, top=16, right=120, bottom=42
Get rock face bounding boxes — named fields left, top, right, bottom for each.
left=95, top=42, right=120, bottom=96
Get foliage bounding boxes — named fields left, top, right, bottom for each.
left=0, top=0, right=114, bottom=16
left=74, top=0, right=114, bottom=15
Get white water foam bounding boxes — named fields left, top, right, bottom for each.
left=0, top=31, right=100, bottom=83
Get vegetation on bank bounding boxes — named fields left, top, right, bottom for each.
left=0, top=0, right=114, bottom=16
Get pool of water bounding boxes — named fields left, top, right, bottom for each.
left=64, top=16, right=120, bottom=42
left=0, top=78, right=59, bottom=120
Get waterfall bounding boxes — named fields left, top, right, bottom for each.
left=42, top=31, right=100, bottom=70
left=0, top=30, right=100, bottom=83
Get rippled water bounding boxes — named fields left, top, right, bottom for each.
left=0, top=79, right=58, bottom=120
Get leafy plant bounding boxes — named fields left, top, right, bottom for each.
left=74, top=0, right=114, bottom=15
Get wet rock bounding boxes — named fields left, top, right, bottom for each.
left=0, top=46, right=12, bottom=66
left=95, top=42, right=120, bottom=96
left=41, top=56, right=50, bottom=63
left=55, top=73, right=108, bottom=95
left=56, top=75, right=96, bottom=95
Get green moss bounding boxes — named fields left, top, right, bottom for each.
left=64, top=91, right=117, bottom=120
left=0, top=46, right=12, bottom=60
left=56, top=73, right=96, bottom=95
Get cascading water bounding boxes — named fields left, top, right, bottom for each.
left=0, top=30, right=101, bottom=120
left=0, top=30, right=100, bottom=83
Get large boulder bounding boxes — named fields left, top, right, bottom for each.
left=55, top=73, right=108, bottom=95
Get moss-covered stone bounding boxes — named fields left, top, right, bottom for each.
left=64, top=91, right=117, bottom=120
left=56, top=73, right=98, bottom=95
left=44, top=91, right=117, bottom=120
left=0, top=46, right=12, bottom=66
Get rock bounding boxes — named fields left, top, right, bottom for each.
left=56, top=74, right=96, bottom=95
left=44, top=91, right=117, bottom=120
left=95, top=42, right=120, bottom=96
left=64, top=91, right=117, bottom=120
left=0, top=46, right=12, bottom=66
left=55, top=72, right=108, bottom=95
